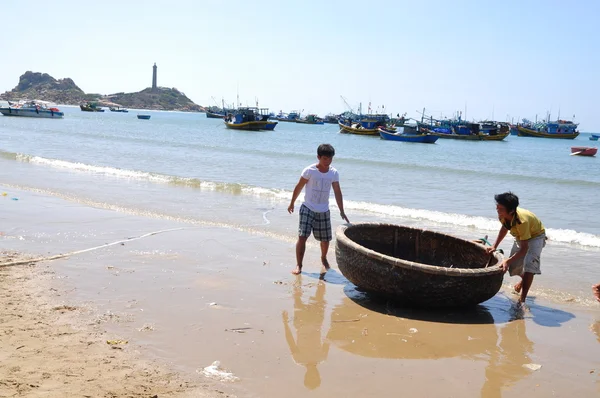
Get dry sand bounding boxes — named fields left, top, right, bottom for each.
left=0, top=251, right=231, bottom=398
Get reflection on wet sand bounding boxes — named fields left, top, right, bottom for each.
left=326, top=293, right=499, bottom=359
left=591, top=321, right=600, bottom=344
left=481, top=319, right=534, bottom=398
left=326, top=288, right=537, bottom=396
left=282, top=278, right=329, bottom=390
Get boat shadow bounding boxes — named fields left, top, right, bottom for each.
left=342, top=283, right=507, bottom=325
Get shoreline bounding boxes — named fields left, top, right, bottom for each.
left=0, top=251, right=232, bottom=398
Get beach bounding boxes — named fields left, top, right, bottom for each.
left=1, top=185, right=599, bottom=397
left=1, top=108, right=599, bottom=397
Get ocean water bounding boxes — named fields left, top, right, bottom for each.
left=1, top=105, right=599, bottom=302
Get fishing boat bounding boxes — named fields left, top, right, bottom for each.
left=378, top=127, right=438, bottom=144
left=206, top=111, right=225, bottom=118
left=338, top=120, right=380, bottom=135
left=517, top=118, right=579, bottom=139
left=295, top=114, right=324, bottom=124
left=421, top=122, right=509, bottom=141
left=589, top=134, right=599, bottom=141
left=323, top=113, right=339, bottom=124
left=0, top=100, right=64, bottom=118
left=339, top=114, right=392, bottom=136
left=109, top=106, right=128, bottom=113
left=80, top=102, right=105, bottom=112
left=224, top=107, right=274, bottom=131
left=273, top=111, right=300, bottom=122
left=335, top=223, right=504, bottom=308
left=570, top=147, right=597, bottom=156
left=137, top=114, right=151, bottom=120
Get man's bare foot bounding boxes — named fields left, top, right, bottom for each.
left=593, top=284, right=600, bottom=302
left=514, top=281, right=522, bottom=293
left=292, top=266, right=302, bottom=275
left=320, top=258, right=330, bottom=275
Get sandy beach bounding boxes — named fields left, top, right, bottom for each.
left=1, top=186, right=599, bottom=397
left=0, top=250, right=234, bottom=397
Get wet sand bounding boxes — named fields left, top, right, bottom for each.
left=1, top=188, right=599, bottom=397
left=0, top=251, right=231, bottom=397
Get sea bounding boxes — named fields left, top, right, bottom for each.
left=1, top=105, right=599, bottom=303
left=2, top=105, right=600, bottom=397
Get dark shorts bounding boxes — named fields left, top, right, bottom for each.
left=298, top=204, right=332, bottom=241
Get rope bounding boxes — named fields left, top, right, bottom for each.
left=0, top=227, right=184, bottom=268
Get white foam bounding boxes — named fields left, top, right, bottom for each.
left=545, top=228, right=600, bottom=248
left=344, top=201, right=500, bottom=230
left=198, top=361, right=239, bottom=382
left=12, top=152, right=600, bottom=248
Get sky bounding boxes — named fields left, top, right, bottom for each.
left=1, top=0, right=599, bottom=130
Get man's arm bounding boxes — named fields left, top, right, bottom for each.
left=501, top=239, right=529, bottom=272
left=332, top=181, right=349, bottom=223
left=486, top=226, right=509, bottom=254
left=288, top=177, right=308, bottom=213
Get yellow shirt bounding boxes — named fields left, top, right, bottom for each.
left=501, top=208, right=545, bottom=241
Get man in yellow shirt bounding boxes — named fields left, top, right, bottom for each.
left=486, top=192, right=546, bottom=305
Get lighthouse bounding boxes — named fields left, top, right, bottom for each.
left=152, top=63, right=157, bottom=90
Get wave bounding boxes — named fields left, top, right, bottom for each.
left=3, top=150, right=600, bottom=248
left=344, top=201, right=600, bottom=248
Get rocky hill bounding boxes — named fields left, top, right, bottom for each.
left=0, top=71, right=88, bottom=104
left=102, top=87, right=202, bottom=112
left=0, top=71, right=203, bottom=112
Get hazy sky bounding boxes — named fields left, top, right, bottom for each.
left=2, top=0, right=598, bottom=130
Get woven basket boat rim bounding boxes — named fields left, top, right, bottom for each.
left=336, top=223, right=504, bottom=276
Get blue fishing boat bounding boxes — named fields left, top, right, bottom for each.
left=517, top=118, right=579, bottom=139
left=589, top=134, right=599, bottom=141
left=378, top=127, right=438, bottom=143
left=224, top=107, right=275, bottom=131
left=137, top=114, right=151, bottom=120
left=273, top=111, right=300, bottom=122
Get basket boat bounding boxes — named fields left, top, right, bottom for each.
left=335, top=223, right=504, bottom=308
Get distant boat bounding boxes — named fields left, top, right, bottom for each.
left=0, top=100, right=64, bottom=118
left=516, top=118, right=579, bottom=139
left=323, top=114, right=339, bottom=124
left=109, top=107, right=128, bottom=113
left=206, top=110, right=225, bottom=118
left=590, top=134, right=599, bottom=141
left=224, top=107, right=275, bottom=131
left=296, top=114, right=324, bottom=124
left=421, top=122, right=510, bottom=141
left=137, top=114, right=151, bottom=120
left=570, top=146, right=597, bottom=157
left=338, top=114, right=393, bottom=136
left=378, top=127, right=438, bottom=144
left=80, top=102, right=105, bottom=112
left=273, top=111, right=300, bottom=122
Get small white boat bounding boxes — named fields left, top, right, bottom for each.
left=0, top=100, right=64, bottom=118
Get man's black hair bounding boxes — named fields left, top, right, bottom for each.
left=317, top=144, right=335, bottom=157
left=494, top=192, right=519, bottom=212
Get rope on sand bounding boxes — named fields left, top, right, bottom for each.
left=0, top=227, right=185, bottom=268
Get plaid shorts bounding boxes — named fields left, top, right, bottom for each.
left=298, top=204, right=332, bottom=241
